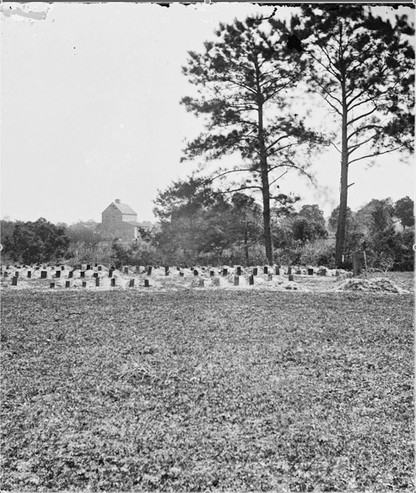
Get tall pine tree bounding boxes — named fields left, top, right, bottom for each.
left=181, top=16, right=324, bottom=265
left=281, top=5, right=414, bottom=266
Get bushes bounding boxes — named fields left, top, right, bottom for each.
left=110, top=241, right=163, bottom=269
left=393, top=230, right=414, bottom=271
left=274, top=240, right=336, bottom=268
left=362, top=228, right=414, bottom=272
left=1, top=218, right=70, bottom=264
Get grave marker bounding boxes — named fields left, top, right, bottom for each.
left=98, top=266, right=102, bottom=271
left=68, top=271, right=74, bottom=279
left=144, top=279, right=150, bottom=287
left=111, top=278, right=116, bottom=287
left=308, top=268, right=314, bottom=276
left=275, top=267, right=280, bottom=275
left=41, top=271, right=47, bottom=279
left=222, top=268, right=228, bottom=276
left=109, top=269, right=113, bottom=277
left=264, top=266, right=268, bottom=274
left=249, top=275, right=254, bottom=285
left=193, top=269, right=199, bottom=276
left=123, top=267, right=129, bottom=274
left=65, top=281, right=70, bottom=288
left=253, top=267, right=258, bottom=276
left=93, top=273, right=99, bottom=278
left=86, top=264, right=91, bottom=270
left=27, top=271, right=32, bottom=278
left=55, top=271, right=61, bottom=278
left=80, top=271, right=85, bottom=278
left=129, top=279, right=135, bottom=287
left=233, top=276, right=239, bottom=286
left=50, top=282, right=55, bottom=289
left=268, top=273, right=273, bottom=281
left=288, top=274, right=294, bottom=281
left=11, top=277, right=18, bottom=286
left=95, top=278, right=100, bottom=287
left=165, top=266, right=169, bottom=276
left=147, top=266, right=152, bottom=276
left=198, top=279, right=205, bottom=287
left=236, top=266, right=242, bottom=276
left=82, top=281, right=87, bottom=288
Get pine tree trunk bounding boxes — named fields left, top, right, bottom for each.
left=335, top=158, right=349, bottom=267
left=261, top=171, right=273, bottom=266
left=255, top=59, right=273, bottom=266
left=258, top=119, right=273, bottom=266
left=244, top=225, right=249, bottom=266
left=335, top=70, right=349, bottom=267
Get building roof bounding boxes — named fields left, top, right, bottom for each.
left=109, top=200, right=136, bottom=215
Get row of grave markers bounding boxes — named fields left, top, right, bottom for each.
left=3, top=265, right=325, bottom=278
left=10, top=275, right=279, bottom=288
left=7, top=272, right=293, bottom=288
left=8, top=278, right=152, bottom=288
left=45, top=278, right=151, bottom=289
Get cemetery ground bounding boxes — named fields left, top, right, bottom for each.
left=1, top=285, right=413, bottom=492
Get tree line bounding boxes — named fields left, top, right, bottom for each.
left=1, top=193, right=413, bottom=272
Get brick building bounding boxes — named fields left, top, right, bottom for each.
left=101, top=199, right=147, bottom=242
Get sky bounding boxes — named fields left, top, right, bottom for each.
left=1, top=2, right=414, bottom=225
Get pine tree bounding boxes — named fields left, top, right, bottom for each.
left=181, top=16, right=324, bottom=265
left=283, top=5, right=414, bottom=266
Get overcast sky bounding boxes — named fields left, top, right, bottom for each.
left=1, top=2, right=414, bottom=225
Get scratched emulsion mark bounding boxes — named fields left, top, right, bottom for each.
left=0, top=4, right=50, bottom=22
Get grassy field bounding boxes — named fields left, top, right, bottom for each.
left=1, top=290, right=414, bottom=492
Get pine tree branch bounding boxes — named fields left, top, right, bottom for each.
left=269, top=169, right=289, bottom=186
left=209, top=168, right=259, bottom=182
left=220, top=76, right=259, bottom=96
left=330, top=141, right=342, bottom=154
left=308, top=75, right=342, bottom=115
left=347, top=124, right=384, bottom=142
left=347, top=106, right=378, bottom=127
left=221, top=185, right=263, bottom=194
left=348, top=133, right=378, bottom=155
left=347, top=88, right=395, bottom=112
left=265, top=135, right=290, bottom=152
left=345, top=88, right=368, bottom=108
left=267, top=143, right=295, bottom=158
left=348, top=146, right=404, bottom=165
left=319, top=44, right=342, bottom=80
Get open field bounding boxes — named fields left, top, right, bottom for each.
left=1, top=289, right=414, bottom=492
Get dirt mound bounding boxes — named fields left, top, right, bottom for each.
left=336, top=277, right=409, bottom=294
